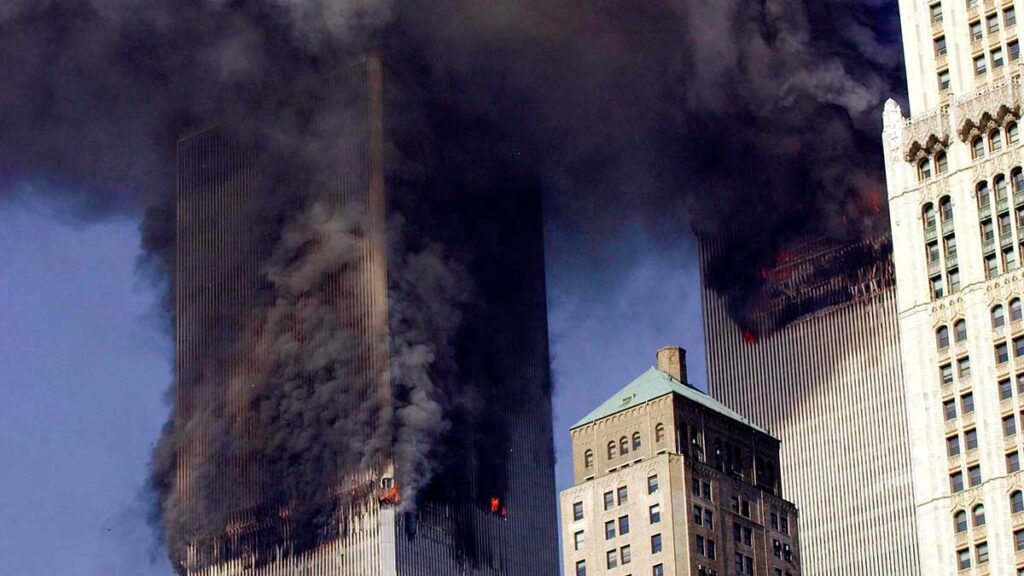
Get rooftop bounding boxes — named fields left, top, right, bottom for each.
left=571, top=366, right=773, bottom=438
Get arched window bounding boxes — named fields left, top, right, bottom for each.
left=919, top=157, right=932, bottom=180
left=973, top=504, right=986, bottom=527
left=936, top=152, right=948, bottom=174
left=1011, top=490, right=1024, bottom=513
left=996, top=174, right=1009, bottom=201
left=584, top=449, right=593, bottom=468
left=655, top=423, right=665, bottom=443
left=955, top=319, right=968, bottom=343
left=973, top=136, right=986, bottom=158
left=619, top=437, right=629, bottom=455
left=991, top=129, right=1004, bottom=152
left=632, top=432, right=641, bottom=451
left=923, top=203, right=937, bottom=229
left=1010, top=122, right=1020, bottom=145
left=1014, top=167, right=1024, bottom=192
left=940, top=196, right=954, bottom=222
left=936, top=326, right=950, bottom=349
left=954, top=510, right=968, bottom=533
left=993, top=304, right=1006, bottom=328
left=978, top=181, right=992, bottom=208
left=607, top=441, right=617, bottom=460
left=1012, top=298, right=1023, bottom=322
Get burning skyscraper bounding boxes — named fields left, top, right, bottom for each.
left=699, top=237, right=921, bottom=576
left=160, top=57, right=559, bottom=575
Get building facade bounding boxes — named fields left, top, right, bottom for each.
left=884, top=1, right=1024, bottom=574
left=560, top=347, right=801, bottom=576
left=698, top=239, right=922, bottom=576
left=170, top=57, right=559, bottom=575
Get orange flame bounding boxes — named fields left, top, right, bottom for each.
left=742, top=330, right=757, bottom=346
left=379, top=484, right=401, bottom=506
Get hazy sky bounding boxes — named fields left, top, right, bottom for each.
left=0, top=201, right=704, bottom=575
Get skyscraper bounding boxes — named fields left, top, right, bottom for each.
left=698, top=238, right=921, bottom=576
left=559, top=346, right=801, bottom=576
left=167, top=57, right=559, bottom=576
left=883, top=1, right=1024, bottom=574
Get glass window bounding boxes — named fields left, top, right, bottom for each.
left=966, top=428, right=979, bottom=450
left=955, top=319, right=967, bottom=342
left=930, top=2, right=943, bottom=22
left=944, top=398, right=958, bottom=420
left=993, top=129, right=1005, bottom=151
left=964, top=391, right=975, bottom=410
left=983, top=219, right=995, bottom=242
left=706, top=539, right=716, bottom=559
left=647, top=474, right=658, bottom=494
left=618, top=515, right=629, bottom=535
left=620, top=544, right=631, bottom=565
left=1012, top=123, right=1021, bottom=144
left=1012, top=299, right=1022, bottom=321
left=1016, top=529, right=1024, bottom=550
left=972, top=20, right=984, bottom=40
left=693, top=504, right=703, bottom=525
left=605, top=520, right=616, bottom=540
left=1007, top=249, right=1019, bottom=272
left=937, top=152, right=948, bottom=173
left=696, top=535, right=705, bottom=556
left=937, top=326, right=950, bottom=349
left=974, top=136, right=987, bottom=157
left=987, top=254, right=1000, bottom=278
left=928, top=242, right=941, bottom=263
left=976, top=541, right=989, bottom=564
left=1012, top=491, right=1024, bottom=513
left=935, top=35, right=947, bottom=55
left=994, top=47, right=1005, bottom=69
left=1008, top=451, right=1020, bottom=472
left=990, top=13, right=1001, bottom=33
left=932, top=275, right=945, bottom=299
left=976, top=54, right=988, bottom=75
left=1012, top=40, right=1021, bottom=61
left=950, top=268, right=961, bottom=293
left=973, top=504, right=986, bottom=526
left=941, top=197, right=954, bottom=221
left=619, top=436, right=629, bottom=455
left=938, top=68, right=951, bottom=90
left=701, top=480, right=711, bottom=500
left=955, top=510, right=968, bottom=533
left=1008, top=7, right=1017, bottom=27
left=607, top=441, right=616, bottom=460
left=958, top=547, right=971, bottom=570
left=924, top=203, right=937, bottom=228
left=919, top=157, right=932, bottom=180
left=617, top=486, right=628, bottom=505
left=969, top=464, right=982, bottom=486
left=651, top=533, right=662, bottom=554
left=575, top=560, right=586, bottom=576
left=649, top=504, right=661, bottom=524
left=780, top=514, right=789, bottom=534
left=653, top=564, right=664, bottom=576
left=584, top=449, right=593, bottom=468
left=574, top=530, right=585, bottom=550
left=603, top=491, right=614, bottom=510
left=1016, top=335, right=1024, bottom=357
left=573, top=501, right=584, bottom=521
left=704, top=509, right=714, bottom=529
left=655, top=423, right=665, bottom=443
left=1001, top=378, right=1013, bottom=400
left=941, top=363, right=954, bottom=385
left=994, top=305, right=1006, bottom=327
left=958, top=357, right=972, bottom=379
left=606, top=549, right=617, bottom=569
left=632, top=432, right=641, bottom=451
left=947, top=435, right=961, bottom=456
left=1006, top=414, right=1018, bottom=436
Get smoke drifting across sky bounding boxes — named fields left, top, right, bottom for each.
left=0, top=0, right=905, bottom=566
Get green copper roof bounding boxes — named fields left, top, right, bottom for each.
left=571, top=367, right=772, bottom=437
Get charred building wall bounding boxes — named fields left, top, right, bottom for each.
left=699, top=237, right=920, bottom=576
left=169, top=57, right=558, bottom=575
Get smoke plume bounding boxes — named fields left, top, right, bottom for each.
left=0, top=0, right=904, bottom=566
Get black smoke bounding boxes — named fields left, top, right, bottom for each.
left=0, top=0, right=905, bottom=567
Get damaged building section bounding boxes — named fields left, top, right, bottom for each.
left=159, top=58, right=559, bottom=576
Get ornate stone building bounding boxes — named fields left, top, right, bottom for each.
left=559, top=347, right=801, bottom=576
left=884, top=0, right=1024, bottom=573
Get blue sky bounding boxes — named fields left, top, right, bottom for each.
left=0, top=202, right=703, bottom=575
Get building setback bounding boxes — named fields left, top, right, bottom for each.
left=883, top=0, right=1024, bottom=574
left=698, top=239, right=921, bottom=576
left=560, top=347, right=801, bottom=576
left=171, top=57, right=559, bottom=575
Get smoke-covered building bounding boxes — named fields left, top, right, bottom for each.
left=166, top=57, right=559, bottom=575
left=560, top=346, right=801, bottom=576
left=698, top=238, right=921, bottom=576
left=882, top=1, right=1024, bottom=574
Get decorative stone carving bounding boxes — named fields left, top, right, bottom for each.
left=931, top=295, right=965, bottom=323
left=905, top=106, right=951, bottom=161
left=955, top=72, right=1023, bottom=142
